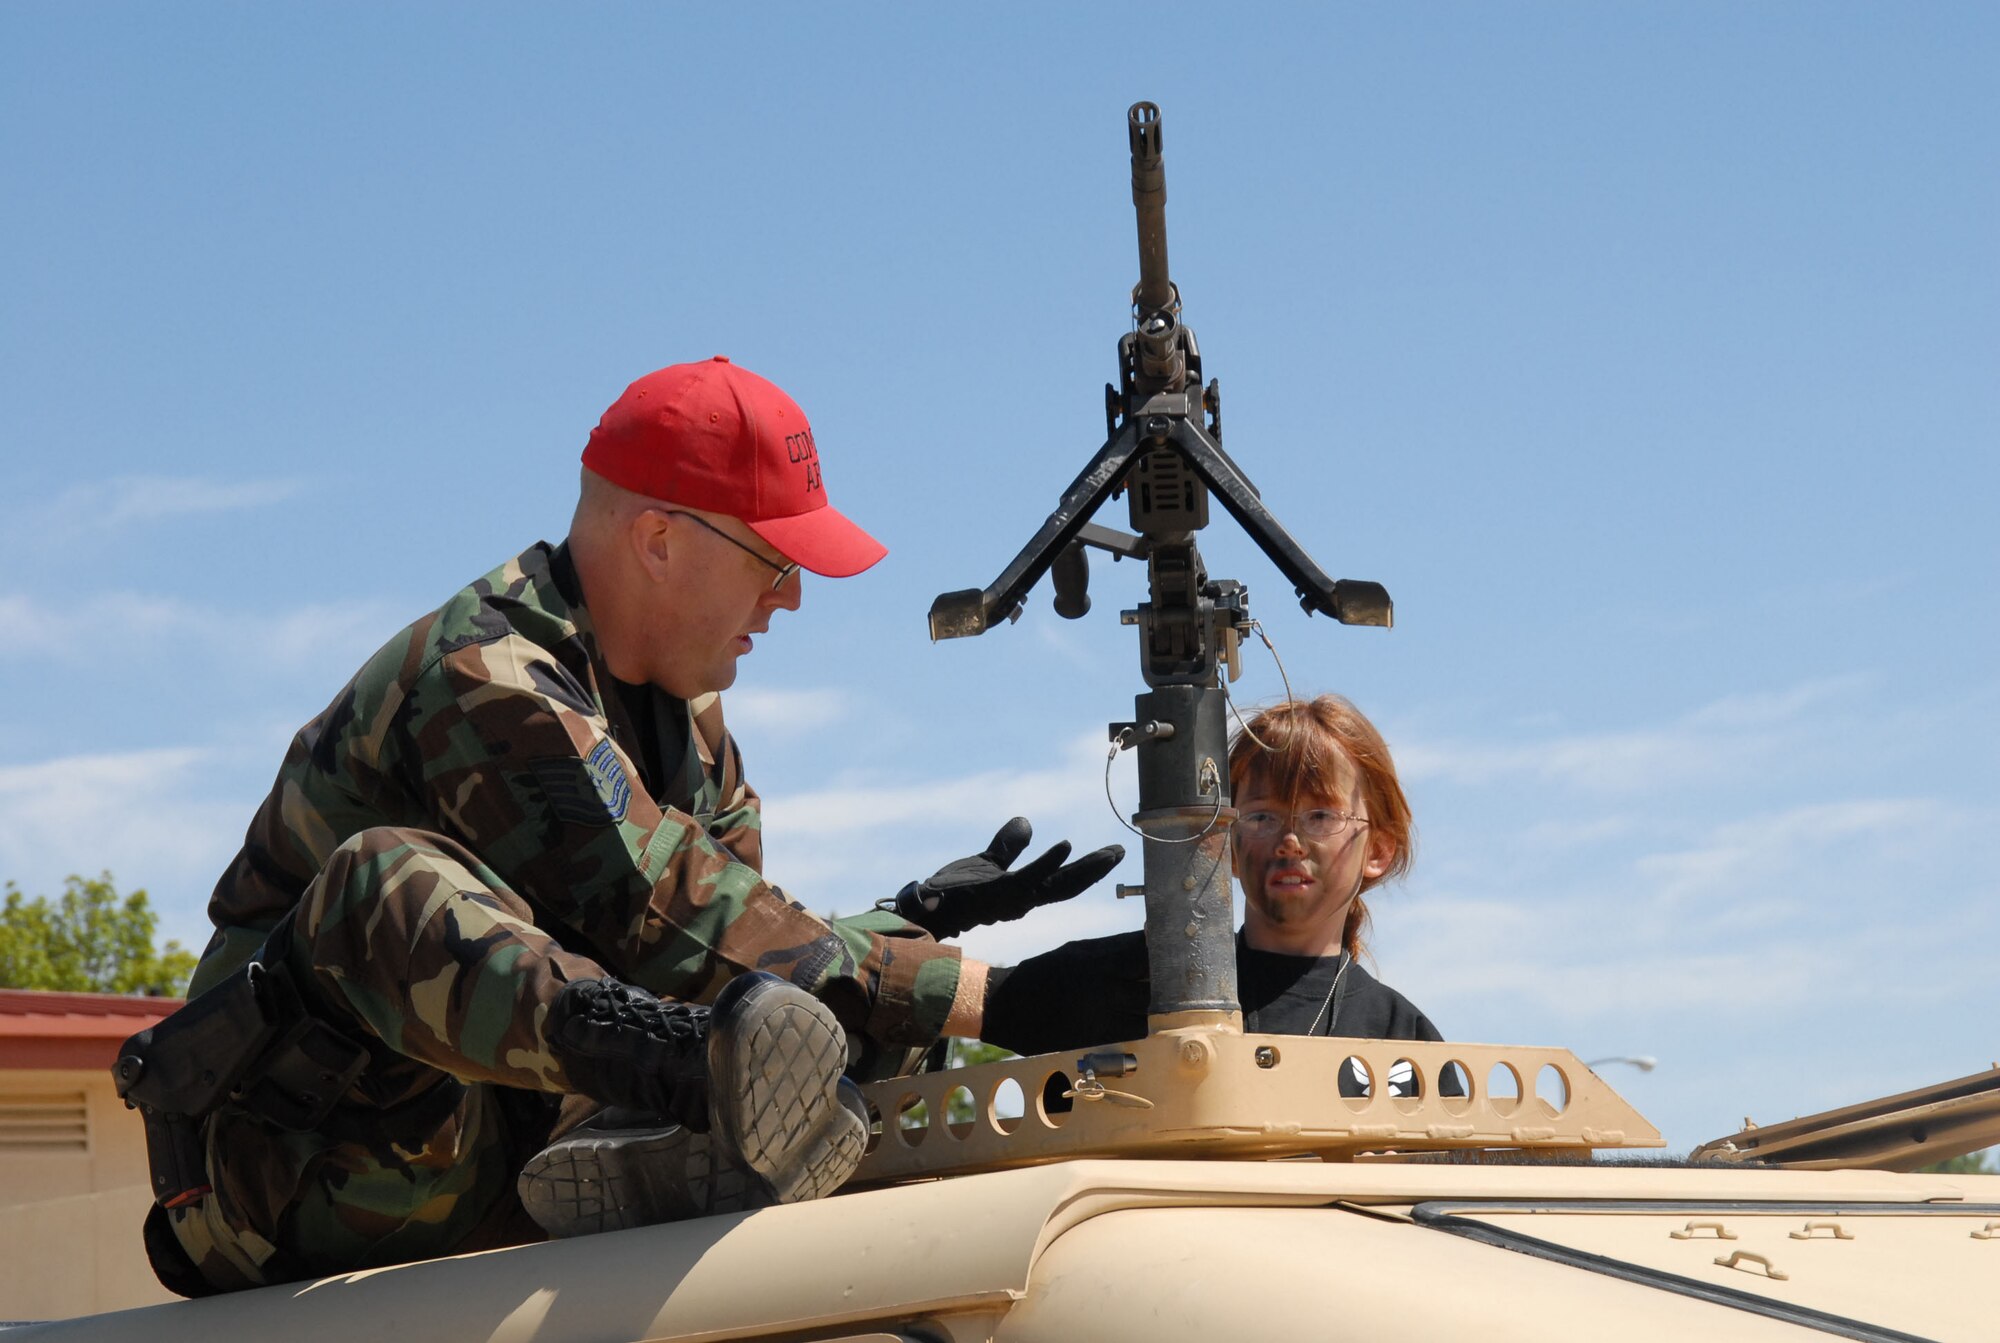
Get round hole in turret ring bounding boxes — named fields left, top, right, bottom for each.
left=1536, top=1064, right=1570, bottom=1116
left=1389, top=1057, right=1424, bottom=1110
left=943, top=1085, right=976, bottom=1140
left=989, top=1076, right=1026, bottom=1136
left=1038, top=1071, right=1074, bottom=1128
left=1339, top=1054, right=1375, bottom=1110
left=1439, top=1060, right=1474, bottom=1116
left=896, top=1092, right=929, bottom=1146
left=1486, top=1062, right=1523, bottom=1118
left=862, top=1097, right=884, bottom=1155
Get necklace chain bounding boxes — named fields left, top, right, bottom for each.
left=1240, top=947, right=1351, bottom=1035
left=1309, top=952, right=1351, bottom=1037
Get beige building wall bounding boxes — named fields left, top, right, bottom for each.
left=0, top=1071, right=177, bottom=1319
left=0, top=1062, right=178, bottom=1318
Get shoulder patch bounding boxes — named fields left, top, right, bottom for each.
left=526, top=741, right=632, bottom=827
left=584, top=740, right=632, bottom=820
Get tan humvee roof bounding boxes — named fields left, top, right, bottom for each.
left=15, top=1158, right=1998, bottom=1343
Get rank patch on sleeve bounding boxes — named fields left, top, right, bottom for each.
left=527, top=741, right=632, bottom=826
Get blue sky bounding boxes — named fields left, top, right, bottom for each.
left=2, top=5, right=1994, bottom=1153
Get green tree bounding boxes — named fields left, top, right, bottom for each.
left=943, top=1039, right=1017, bottom=1125
left=890, top=1040, right=1021, bottom=1134
left=948, top=1039, right=1015, bottom=1071
left=0, top=873, right=196, bottom=995
left=1918, top=1148, right=1997, bottom=1175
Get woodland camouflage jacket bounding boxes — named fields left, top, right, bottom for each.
left=190, top=541, right=961, bottom=1048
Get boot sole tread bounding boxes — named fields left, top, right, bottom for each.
left=519, top=982, right=862, bottom=1237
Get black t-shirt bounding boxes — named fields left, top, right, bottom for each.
left=1240, top=941, right=1352, bottom=1034
left=983, top=928, right=1444, bottom=1056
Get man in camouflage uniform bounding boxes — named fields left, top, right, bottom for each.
left=137, top=358, right=1118, bottom=1294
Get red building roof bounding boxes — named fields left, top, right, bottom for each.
left=0, top=989, right=185, bottom=1071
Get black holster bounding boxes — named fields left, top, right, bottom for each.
left=112, top=930, right=369, bottom=1210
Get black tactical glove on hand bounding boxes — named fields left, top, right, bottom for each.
left=885, top=817, right=1124, bottom=941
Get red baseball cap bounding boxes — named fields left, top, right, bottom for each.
left=581, top=357, right=887, bottom=577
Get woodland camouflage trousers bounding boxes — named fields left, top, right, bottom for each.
left=163, top=826, right=611, bottom=1291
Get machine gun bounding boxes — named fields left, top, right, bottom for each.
left=929, top=102, right=1393, bottom=1032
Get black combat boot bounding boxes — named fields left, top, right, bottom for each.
left=519, top=972, right=867, bottom=1237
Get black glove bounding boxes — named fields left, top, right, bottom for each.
left=883, top=817, right=1123, bottom=941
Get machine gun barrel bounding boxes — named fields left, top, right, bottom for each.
left=1128, top=102, right=1172, bottom=316
left=1127, top=101, right=1187, bottom=395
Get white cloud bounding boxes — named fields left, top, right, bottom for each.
left=1402, top=794, right=1980, bottom=989
left=756, top=728, right=1144, bottom=949
left=1032, top=621, right=1108, bottom=671
left=1394, top=675, right=1870, bottom=794
left=0, top=745, right=207, bottom=807
left=1401, top=921, right=1834, bottom=1021
left=43, top=476, right=304, bottom=529
left=1514, top=813, right=1641, bottom=850
left=1679, top=674, right=1873, bottom=729
left=766, top=726, right=1125, bottom=839
left=721, top=688, right=850, bottom=735
left=262, top=602, right=401, bottom=668
left=1631, top=798, right=1949, bottom=908
left=0, top=590, right=400, bottom=672
left=772, top=761, right=1102, bottom=840
left=1375, top=773, right=1999, bottom=1149
left=0, top=746, right=251, bottom=950
left=0, top=591, right=196, bottom=657
left=1397, top=728, right=1698, bottom=792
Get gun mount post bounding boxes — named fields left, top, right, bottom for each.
left=1130, top=683, right=1240, bottom=1025
left=930, top=102, right=1393, bottom=1037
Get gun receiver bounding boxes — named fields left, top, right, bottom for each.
left=929, top=103, right=1392, bottom=1029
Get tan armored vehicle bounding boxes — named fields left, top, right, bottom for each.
left=18, top=1032, right=2000, bottom=1339
left=16, top=104, right=1997, bottom=1342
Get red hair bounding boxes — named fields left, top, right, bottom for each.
left=1226, top=694, right=1414, bottom=960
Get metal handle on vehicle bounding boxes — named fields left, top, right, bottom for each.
left=1789, top=1220, right=1853, bottom=1240
left=1714, top=1251, right=1788, bottom=1280
left=1670, top=1220, right=1736, bottom=1240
